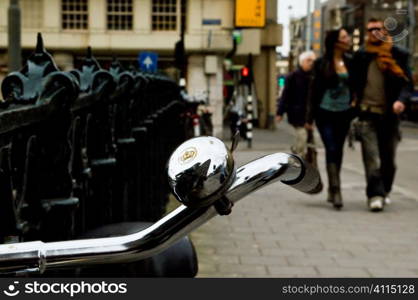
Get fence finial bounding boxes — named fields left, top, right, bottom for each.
left=87, top=46, right=92, bottom=59
left=36, top=33, right=44, bottom=53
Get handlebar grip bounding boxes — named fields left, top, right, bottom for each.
left=281, top=155, right=323, bottom=194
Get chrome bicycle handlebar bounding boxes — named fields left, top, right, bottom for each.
left=0, top=137, right=321, bottom=275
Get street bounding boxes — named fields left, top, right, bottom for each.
left=191, top=122, right=418, bottom=278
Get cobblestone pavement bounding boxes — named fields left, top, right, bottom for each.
left=190, top=123, right=418, bottom=278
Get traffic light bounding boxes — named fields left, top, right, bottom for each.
left=278, top=76, right=285, bottom=88
left=240, top=66, right=252, bottom=85
left=241, top=66, right=249, bottom=78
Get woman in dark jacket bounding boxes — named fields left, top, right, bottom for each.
left=306, top=28, right=355, bottom=209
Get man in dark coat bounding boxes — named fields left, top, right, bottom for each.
left=352, top=18, right=413, bottom=212
left=276, top=51, right=316, bottom=156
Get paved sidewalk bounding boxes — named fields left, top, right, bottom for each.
left=190, top=123, right=418, bottom=278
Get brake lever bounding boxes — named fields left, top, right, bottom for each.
left=230, top=130, right=240, bottom=153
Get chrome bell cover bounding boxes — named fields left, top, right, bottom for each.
left=167, top=136, right=235, bottom=207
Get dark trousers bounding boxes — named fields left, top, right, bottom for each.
left=316, top=109, right=352, bottom=170
left=358, top=113, right=401, bottom=198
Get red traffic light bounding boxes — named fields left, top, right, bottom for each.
left=241, top=67, right=249, bottom=77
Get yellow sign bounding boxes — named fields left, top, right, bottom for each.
left=235, top=0, right=266, bottom=28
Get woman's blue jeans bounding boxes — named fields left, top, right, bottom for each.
left=316, top=109, right=353, bottom=170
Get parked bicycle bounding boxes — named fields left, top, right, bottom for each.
left=180, top=88, right=213, bottom=138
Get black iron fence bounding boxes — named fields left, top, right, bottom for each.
left=0, top=34, right=188, bottom=249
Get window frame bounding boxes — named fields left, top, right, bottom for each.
left=106, top=0, right=134, bottom=32
left=61, top=0, right=89, bottom=32
left=151, top=0, right=187, bottom=33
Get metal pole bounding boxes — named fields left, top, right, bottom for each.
left=306, top=0, right=312, bottom=51
left=408, top=0, right=415, bottom=64
left=8, top=0, right=22, bottom=72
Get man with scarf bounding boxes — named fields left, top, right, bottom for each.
left=353, top=18, right=412, bottom=212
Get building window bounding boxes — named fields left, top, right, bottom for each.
left=22, top=0, right=43, bottom=29
left=152, top=0, right=187, bottom=31
left=107, top=0, right=133, bottom=31
left=61, top=0, right=88, bottom=30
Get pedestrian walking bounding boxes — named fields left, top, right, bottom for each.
left=306, top=28, right=355, bottom=210
left=352, top=18, right=412, bottom=212
left=276, top=51, right=316, bottom=157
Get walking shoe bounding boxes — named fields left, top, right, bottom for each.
left=332, top=190, right=343, bottom=210
left=327, top=189, right=334, bottom=203
left=368, top=196, right=385, bottom=212
left=384, top=196, right=391, bottom=205
left=326, top=164, right=343, bottom=210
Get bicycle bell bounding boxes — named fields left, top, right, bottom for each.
left=167, top=136, right=236, bottom=208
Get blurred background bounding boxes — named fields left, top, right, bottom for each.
left=1, top=0, right=418, bottom=137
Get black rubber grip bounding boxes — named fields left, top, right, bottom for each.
left=281, top=155, right=323, bottom=194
